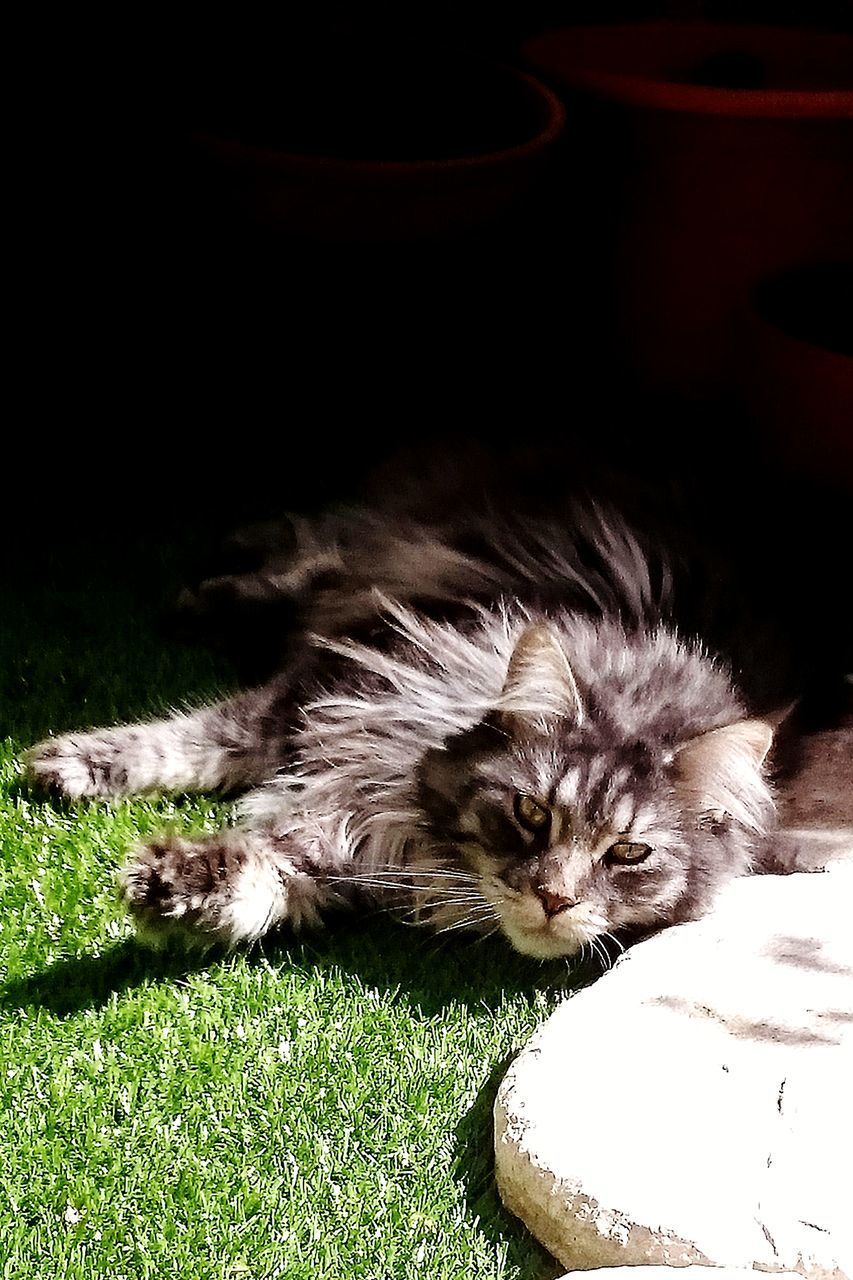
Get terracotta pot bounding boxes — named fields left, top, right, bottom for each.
left=522, top=24, right=853, bottom=394
left=738, top=261, right=853, bottom=490
left=188, top=46, right=565, bottom=241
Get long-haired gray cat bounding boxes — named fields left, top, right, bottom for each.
left=25, top=456, right=832, bottom=961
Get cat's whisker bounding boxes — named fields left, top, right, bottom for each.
left=424, top=894, right=492, bottom=907
left=324, top=870, right=481, bottom=890
left=411, top=869, right=482, bottom=880
left=330, top=867, right=481, bottom=881
left=324, top=875, right=482, bottom=895
left=581, top=930, right=607, bottom=973
left=597, top=936, right=613, bottom=972
left=472, top=924, right=502, bottom=945
left=433, top=907, right=502, bottom=936
left=397, top=898, right=492, bottom=919
left=436, top=901, right=500, bottom=921
left=327, top=875, right=481, bottom=896
left=600, top=930, right=625, bottom=958
left=387, top=894, right=491, bottom=910
left=434, top=920, right=500, bottom=938
left=359, top=894, right=486, bottom=926
left=361, top=903, right=424, bottom=927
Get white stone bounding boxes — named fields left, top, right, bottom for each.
left=555, top=1270, right=803, bottom=1280
left=495, top=858, right=853, bottom=1278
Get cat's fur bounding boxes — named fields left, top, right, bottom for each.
left=26, top=478, right=826, bottom=961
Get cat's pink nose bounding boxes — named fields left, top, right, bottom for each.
left=537, top=888, right=574, bottom=917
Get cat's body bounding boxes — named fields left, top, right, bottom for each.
left=26, top=470, right=837, bottom=960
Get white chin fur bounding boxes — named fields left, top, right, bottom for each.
left=501, top=919, right=587, bottom=960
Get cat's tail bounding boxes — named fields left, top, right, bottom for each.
left=119, top=829, right=344, bottom=949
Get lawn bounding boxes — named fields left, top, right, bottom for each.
left=0, top=523, right=583, bottom=1280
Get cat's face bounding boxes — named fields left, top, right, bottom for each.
left=417, top=624, right=773, bottom=959
left=420, top=719, right=693, bottom=958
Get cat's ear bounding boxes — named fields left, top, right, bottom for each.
left=673, top=718, right=774, bottom=830
left=497, top=625, right=584, bottom=729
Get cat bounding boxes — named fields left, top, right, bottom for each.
left=24, top=465, right=838, bottom=962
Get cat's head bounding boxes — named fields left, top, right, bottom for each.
left=417, top=622, right=774, bottom=959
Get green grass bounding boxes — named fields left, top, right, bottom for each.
left=0, top=530, right=582, bottom=1280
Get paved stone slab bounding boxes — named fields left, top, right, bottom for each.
left=495, top=858, right=853, bottom=1278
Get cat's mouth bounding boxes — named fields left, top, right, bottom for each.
left=503, top=919, right=587, bottom=959
left=499, top=895, right=606, bottom=960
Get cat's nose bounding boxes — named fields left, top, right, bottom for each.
left=536, top=887, right=574, bottom=917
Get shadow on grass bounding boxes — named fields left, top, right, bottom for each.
left=1, top=914, right=607, bottom=1020
left=0, top=940, right=211, bottom=1017
left=1, top=919, right=600, bottom=1279
left=1, top=812, right=609, bottom=1280
left=453, top=1052, right=566, bottom=1280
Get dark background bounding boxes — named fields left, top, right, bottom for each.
left=12, top=1, right=853, bottom=575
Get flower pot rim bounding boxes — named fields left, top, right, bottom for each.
left=189, top=65, right=565, bottom=173
left=523, top=22, right=853, bottom=119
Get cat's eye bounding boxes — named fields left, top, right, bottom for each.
left=606, top=840, right=652, bottom=865
left=514, top=794, right=551, bottom=832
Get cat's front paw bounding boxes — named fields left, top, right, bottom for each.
left=25, top=732, right=129, bottom=800
left=120, top=830, right=324, bottom=949
left=120, top=836, right=222, bottom=950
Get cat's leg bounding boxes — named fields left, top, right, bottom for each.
left=120, top=814, right=352, bottom=949
left=25, top=676, right=295, bottom=800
